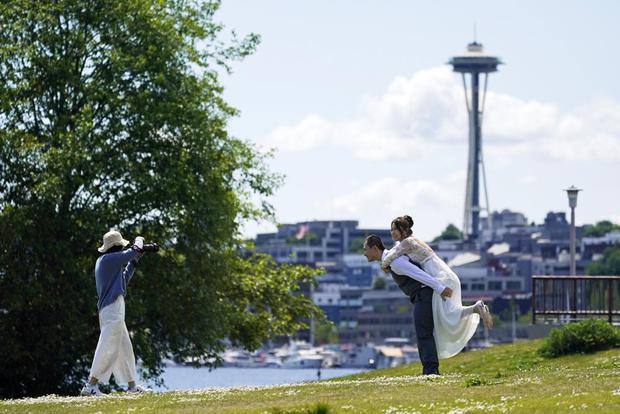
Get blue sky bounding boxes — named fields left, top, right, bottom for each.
left=216, top=1, right=620, bottom=241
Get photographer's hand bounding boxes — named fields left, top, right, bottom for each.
left=132, top=236, right=145, bottom=252
left=130, top=237, right=145, bottom=266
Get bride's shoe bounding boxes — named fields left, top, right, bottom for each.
left=476, top=300, right=494, bottom=329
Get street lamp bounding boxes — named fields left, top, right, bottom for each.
left=564, top=186, right=582, bottom=276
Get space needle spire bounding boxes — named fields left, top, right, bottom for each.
left=449, top=40, right=503, bottom=243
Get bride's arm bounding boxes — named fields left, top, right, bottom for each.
left=381, top=237, right=416, bottom=270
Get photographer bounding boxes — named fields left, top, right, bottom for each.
left=81, top=230, right=153, bottom=396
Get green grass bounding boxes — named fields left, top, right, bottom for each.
left=3, top=339, right=620, bottom=413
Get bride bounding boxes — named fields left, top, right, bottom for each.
left=381, top=215, right=493, bottom=359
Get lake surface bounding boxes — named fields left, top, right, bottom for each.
left=151, top=366, right=367, bottom=391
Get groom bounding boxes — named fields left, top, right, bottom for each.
left=363, top=235, right=452, bottom=375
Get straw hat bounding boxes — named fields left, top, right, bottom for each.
left=98, top=230, right=130, bottom=253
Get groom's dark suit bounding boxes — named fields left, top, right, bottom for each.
left=390, top=262, right=440, bottom=375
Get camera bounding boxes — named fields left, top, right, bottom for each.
left=133, top=236, right=160, bottom=253
left=142, top=243, right=160, bottom=252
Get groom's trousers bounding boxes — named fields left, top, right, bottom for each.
left=412, top=287, right=440, bottom=375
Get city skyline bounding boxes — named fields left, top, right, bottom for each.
left=217, top=1, right=620, bottom=241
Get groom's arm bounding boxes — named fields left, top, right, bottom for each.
left=390, top=256, right=447, bottom=294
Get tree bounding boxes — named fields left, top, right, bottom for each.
left=432, top=224, right=463, bottom=242
left=585, top=246, right=620, bottom=311
left=314, top=319, right=338, bottom=345
left=0, top=0, right=321, bottom=397
left=373, top=276, right=387, bottom=290
left=584, top=220, right=620, bottom=237
left=586, top=246, right=620, bottom=275
left=348, top=237, right=366, bottom=254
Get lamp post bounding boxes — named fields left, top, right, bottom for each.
left=565, top=186, right=582, bottom=276
left=565, top=186, right=582, bottom=322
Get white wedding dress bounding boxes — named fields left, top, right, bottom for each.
left=382, top=236, right=480, bottom=359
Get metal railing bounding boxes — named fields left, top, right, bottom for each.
left=531, top=275, right=620, bottom=325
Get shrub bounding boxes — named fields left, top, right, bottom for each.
left=539, top=319, right=620, bottom=358
left=464, top=377, right=492, bottom=387
left=271, top=403, right=330, bottom=414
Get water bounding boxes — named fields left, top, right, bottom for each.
left=150, top=366, right=367, bottom=391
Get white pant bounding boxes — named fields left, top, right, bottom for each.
left=89, top=295, right=136, bottom=385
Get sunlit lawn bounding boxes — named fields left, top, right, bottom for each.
left=2, top=339, right=620, bottom=414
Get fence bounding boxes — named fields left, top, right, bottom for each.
left=531, top=275, right=620, bottom=325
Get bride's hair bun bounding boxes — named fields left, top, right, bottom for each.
left=403, top=215, right=414, bottom=228
left=391, top=215, right=414, bottom=237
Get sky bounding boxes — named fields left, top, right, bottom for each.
left=215, top=0, right=620, bottom=241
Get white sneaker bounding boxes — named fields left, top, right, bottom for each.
left=476, top=301, right=494, bottom=329
left=127, top=384, right=152, bottom=393
left=80, top=384, right=103, bottom=396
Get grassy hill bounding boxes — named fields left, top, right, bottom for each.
left=2, top=339, right=620, bottom=414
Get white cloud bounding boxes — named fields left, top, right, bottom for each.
left=484, top=93, right=560, bottom=140
left=261, top=67, right=459, bottom=160
left=486, top=97, right=620, bottom=161
left=326, top=177, right=457, bottom=215
left=261, top=67, right=620, bottom=162
left=540, top=100, right=620, bottom=161
left=518, top=175, right=538, bottom=185
left=312, top=176, right=464, bottom=240
left=358, top=68, right=466, bottom=143
left=266, top=115, right=333, bottom=151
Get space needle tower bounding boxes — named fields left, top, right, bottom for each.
left=449, top=41, right=503, bottom=243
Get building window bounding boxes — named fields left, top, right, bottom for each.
left=488, top=281, right=502, bottom=291
left=461, top=283, right=468, bottom=291
left=506, top=281, right=522, bottom=290
left=472, top=283, right=485, bottom=290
